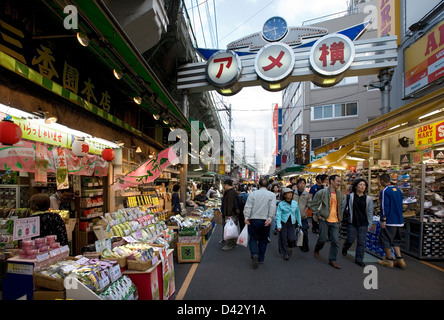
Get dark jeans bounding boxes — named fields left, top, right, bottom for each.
left=315, top=220, right=340, bottom=262
left=278, top=219, right=296, bottom=255
left=343, top=224, right=367, bottom=263
left=248, top=219, right=270, bottom=262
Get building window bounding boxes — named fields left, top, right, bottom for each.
left=311, top=102, right=358, bottom=120
left=311, top=137, right=335, bottom=150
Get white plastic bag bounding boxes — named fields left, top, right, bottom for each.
left=223, top=218, right=239, bottom=240
left=236, top=225, right=249, bottom=247
left=296, top=228, right=304, bottom=247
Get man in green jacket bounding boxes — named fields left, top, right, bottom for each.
left=311, top=175, right=344, bottom=269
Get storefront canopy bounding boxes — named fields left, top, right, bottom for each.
left=313, top=87, right=444, bottom=155
left=307, top=143, right=359, bottom=170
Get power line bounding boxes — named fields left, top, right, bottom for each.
left=218, top=0, right=276, bottom=43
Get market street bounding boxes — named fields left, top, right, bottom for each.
left=172, top=224, right=444, bottom=300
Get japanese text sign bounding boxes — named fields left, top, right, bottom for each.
left=295, top=134, right=310, bottom=165
left=255, top=43, right=295, bottom=82
left=309, top=34, right=355, bottom=77
left=206, top=50, right=242, bottom=88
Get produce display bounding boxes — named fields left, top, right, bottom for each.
left=34, top=256, right=137, bottom=300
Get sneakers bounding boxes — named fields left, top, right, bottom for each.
left=377, top=258, right=394, bottom=268
left=252, top=255, right=259, bottom=269
left=398, top=182, right=411, bottom=188
left=403, top=197, right=417, bottom=204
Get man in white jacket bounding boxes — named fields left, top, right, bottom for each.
left=243, top=178, right=276, bottom=269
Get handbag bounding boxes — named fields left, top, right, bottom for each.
left=236, top=225, right=249, bottom=247
left=296, top=228, right=304, bottom=247
left=343, top=194, right=350, bottom=222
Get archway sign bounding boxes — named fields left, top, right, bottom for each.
left=177, top=17, right=398, bottom=95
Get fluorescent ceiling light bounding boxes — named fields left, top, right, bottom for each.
left=346, top=156, right=366, bottom=161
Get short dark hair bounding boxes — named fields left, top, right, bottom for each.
left=352, top=178, right=368, bottom=193
left=296, top=178, right=306, bottom=185
left=223, top=179, right=233, bottom=186
left=173, top=184, right=180, bottom=192
left=259, top=178, right=269, bottom=188
left=329, top=175, right=340, bottom=183
left=379, top=173, right=391, bottom=183
left=30, top=193, right=50, bottom=212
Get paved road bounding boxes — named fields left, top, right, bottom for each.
left=172, top=224, right=444, bottom=300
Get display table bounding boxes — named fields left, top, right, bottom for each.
left=123, top=249, right=174, bottom=300
left=2, top=247, right=69, bottom=300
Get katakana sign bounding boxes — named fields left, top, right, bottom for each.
left=309, top=34, right=355, bottom=78
left=295, top=134, right=310, bottom=165
left=255, top=43, right=295, bottom=84
left=206, top=50, right=242, bottom=94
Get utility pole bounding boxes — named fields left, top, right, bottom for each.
left=364, top=68, right=394, bottom=160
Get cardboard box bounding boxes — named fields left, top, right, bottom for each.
left=34, top=289, right=66, bottom=300
left=177, top=240, right=202, bottom=263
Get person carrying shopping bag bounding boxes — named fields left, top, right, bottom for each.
left=276, top=188, right=302, bottom=261
left=293, top=178, right=312, bottom=252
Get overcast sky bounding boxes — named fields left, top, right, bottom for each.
left=184, top=0, right=350, bottom=173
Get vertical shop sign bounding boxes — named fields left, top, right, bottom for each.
left=377, top=0, right=401, bottom=45
left=35, top=142, right=48, bottom=182
left=294, top=134, right=310, bottom=165
left=52, top=147, right=69, bottom=190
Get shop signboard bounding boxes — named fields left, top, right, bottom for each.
left=255, top=43, right=295, bottom=88
left=400, top=153, right=411, bottom=164
left=377, top=0, right=401, bottom=45
left=415, top=120, right=444, bottom=147
left=0, top=3, right=131, bottom=118
left=404, top=20, right=444, bottom=97
left=294, top=134, right=310, bottom=165
left=309, top=34, right=355, bottom=87
left=205, top=50, right=242, bottom=95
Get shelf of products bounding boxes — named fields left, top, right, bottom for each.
left=76, top=177, right=105, bottom=255
left=341, top=162, right=443, bottom=260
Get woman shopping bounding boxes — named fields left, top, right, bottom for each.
left=341, top=178, right=374, bottom=267
left=276, top=188, right=302, bottom=261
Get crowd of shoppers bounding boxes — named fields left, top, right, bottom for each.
left=217, top=173, right=405, bottom=270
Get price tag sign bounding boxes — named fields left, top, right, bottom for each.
left=13, top=216, right=40, bottom=241
left=109, top=264, right=122, bottom=282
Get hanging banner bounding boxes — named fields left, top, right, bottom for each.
left=111, top=148, right=178, bottom=191
left=65, top=150, right=108, bottom=177
left=52, top=147, right=69, bottom=190
left=0, top=140, right=35, bottom=173
left=35, top=142, right=49, bottom=182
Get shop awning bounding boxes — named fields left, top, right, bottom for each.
left=313, top=87, right=444, bottom=155
left=307, top=143, right=359, bottom=170
left=276, top=164, right=306, bottom=176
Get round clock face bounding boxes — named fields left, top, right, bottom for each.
left=262, top=17, right=288, bottom=42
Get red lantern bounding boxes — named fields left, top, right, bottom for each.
left=0, top=119, right=22, bottom=145
left=72, top=139, right=89, bottom=157
left=101, top=148, right=115, bottom=162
